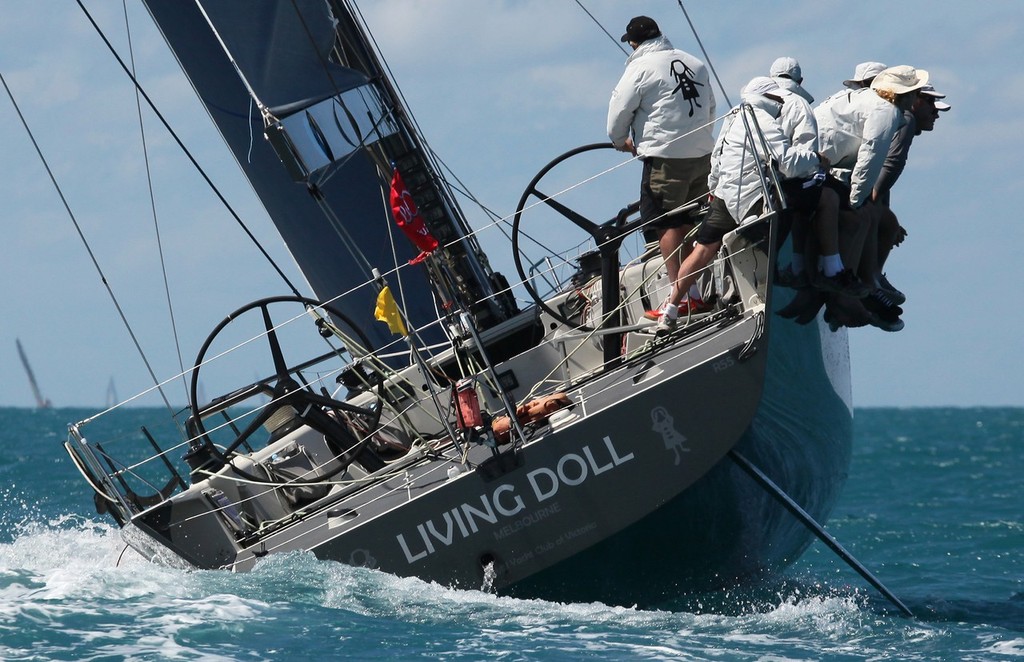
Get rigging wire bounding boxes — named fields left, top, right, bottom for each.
left=675, top=0, right=732, bottom=108
left=574, top=0, right=630, bottom=56
left=121, top=0, right=189, bottom=404
left=345, top=1, right=499, bottom=261
left=74, top=0, right=303, bottom=299
left=574, top=0, right=730, bottom=107
left=0, top=71, right=178, bottom=420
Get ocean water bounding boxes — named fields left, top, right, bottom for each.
left=0, top=407, right=1020, bottom=660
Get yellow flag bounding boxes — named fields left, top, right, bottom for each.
left=374, top=286, right=408, bottom=336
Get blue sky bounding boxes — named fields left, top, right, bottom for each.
left=0, top=0, right=1021, bottom=409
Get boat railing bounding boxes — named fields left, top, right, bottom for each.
left=62, top=97, right=787, bottom=540
left=63, top=356, right=459, bottom=530
left=65, top=228, right=779, bottom=528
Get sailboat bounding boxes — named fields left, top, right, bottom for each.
left=105, top=377, right=119, bottom=409
left=16, top=338, right=53, bottom=410
left=58, top=1, right=853, bottom=607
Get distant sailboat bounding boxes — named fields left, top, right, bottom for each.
left=15, top=338, right=52, bottom=409
left=106, top=377, right=119, bottom=408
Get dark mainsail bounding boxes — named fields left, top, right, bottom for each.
left=141, top=0, right=515, bottom=352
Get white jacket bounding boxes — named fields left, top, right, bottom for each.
left=814, top=88, right=902, bottom=208
left=607, top=36, right=715, bottom=159
left=709, top=93, right=820, bottom=222
left=773, top=76, right=814, bottom=104
left=777, top=89, right=819, bottom=179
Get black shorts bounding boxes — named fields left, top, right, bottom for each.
left=695, top=197, right=736, bottom=245
left=695, top=197, right=766, bottom=245
left=823, top=175, right=853, bottom=210
left=781, top=177, right=823, bottom=214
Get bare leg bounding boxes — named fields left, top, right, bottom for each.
left=658, top=224, right=694, bottom=287
left=668, top=241, right=720, bottom=307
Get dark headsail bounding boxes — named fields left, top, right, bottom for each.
left=141, top=0, right=516, bottom=351
left=16, top=338, right=52, bottom=409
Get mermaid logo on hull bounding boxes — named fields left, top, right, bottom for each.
left=396, top=436, right=634, bottom=564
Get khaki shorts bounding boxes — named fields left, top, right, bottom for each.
left=641, top=155, right=711, bottom=229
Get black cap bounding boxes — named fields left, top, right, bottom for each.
left=620, top=16, right=661, bottom=44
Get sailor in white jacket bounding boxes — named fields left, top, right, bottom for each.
left=770, top=56, right=814, bottom=105
left=774, top=84, right=823, bottom=289
left=657, top=77, right=822, bottom=332
left=814, top=65, right=928, bottom=210
left=707, top=78, right=821, bottom=229
left=792, top=65, right=929, bottom=332
left=607, top=16, right=716, bottom=317
left=607, top=32, right=715, bottom=160
left=812, top=65, right=927, bottom=293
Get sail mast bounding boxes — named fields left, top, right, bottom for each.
left=15, top=338, right=52, bottom=409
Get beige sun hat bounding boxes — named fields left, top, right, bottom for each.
left=870, top=65, right=930, bottom=94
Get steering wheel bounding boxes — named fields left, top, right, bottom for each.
left=511, top=143, right=640, bottom=329
left=187, top=296, right=383, bottom=467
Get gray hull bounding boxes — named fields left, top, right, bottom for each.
left=70, top=248, right=851, bottom=607
left=507, top=294, right=852, bottom=606
left=305, top=314, right=770, bottom=592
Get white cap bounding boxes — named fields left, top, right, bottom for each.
left=919, top=83, right=950, bottom=111
left=742, top=76, right=781, bottom=97
left=770, top=56, right=802, bottom=83
left=843, top=61, right=887, bottom=88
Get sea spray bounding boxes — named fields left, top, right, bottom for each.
left=0, top=407, right=1019, bottom=659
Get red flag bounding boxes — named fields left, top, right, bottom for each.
left=389, top=168, right=438, bottom=264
